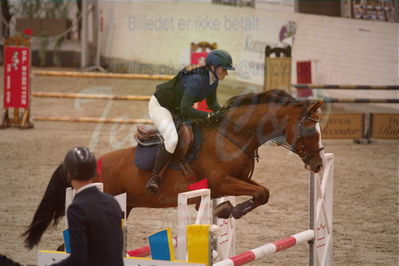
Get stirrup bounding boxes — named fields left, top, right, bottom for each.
left=145, top=175, right=160, bottom=194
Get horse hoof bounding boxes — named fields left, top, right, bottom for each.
left=213, top=201, right=233, bottom=219
left=231, top=208, right=243, bottom=219
left=231, top=199, right=255, bottom=219
left=217, top=208, right=232, bottom=219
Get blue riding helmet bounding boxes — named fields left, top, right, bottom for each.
left=205, top=49, right=235, bottom=71
left=64, top=146, right=97, bottom=180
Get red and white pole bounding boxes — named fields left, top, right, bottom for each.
left=214, top=230, right=314, bottom=266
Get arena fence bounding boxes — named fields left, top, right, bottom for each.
left=33, top=116, right=152, bottom=124
left=294, top=84, right=399, bottom=140
left=32, top=92, right=151, bottom=101
left=32, top=70, right=174, bottom=80
left=293, top=84, right=399, bottom=90
left=30, top=70, right=157, bottom=125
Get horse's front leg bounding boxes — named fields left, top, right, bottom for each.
left=212, top=175, right=269, bottom=219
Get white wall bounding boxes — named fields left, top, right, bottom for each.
left=293, top=15, right=398, bottom=85
left=293, top=14, right=399, bottom=99
left=255, top=0, right=295, bottom=13
left=98, top=1, right=398, bottom=89
left=99, top=1, right=293, bottom=83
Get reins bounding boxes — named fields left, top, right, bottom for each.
left=215, top=118, right=260, bottom=162
left=211, top=117, right=259, bottom=181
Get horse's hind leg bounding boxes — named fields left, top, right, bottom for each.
left=247, top=179, right=270, bottom=205
left=212, top=175, right=269, bottom=219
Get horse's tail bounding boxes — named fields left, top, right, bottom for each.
left=22, top=164, right=70, bottom=249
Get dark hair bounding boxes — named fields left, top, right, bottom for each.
left=63, top=146, right=96, bottom=180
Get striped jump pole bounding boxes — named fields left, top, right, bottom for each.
left=214, top=230, right=314, bottom=266
left=32, top=92, right=151, bottom=101
left=32, top=70, right=174, bottom=80
left=293, top=84, right=399, bottom=90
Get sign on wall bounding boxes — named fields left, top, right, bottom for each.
left=371, top=113, right=399, bottom=139
left=264, top=57, right=291, bottom=91
left=3, top=46, right=30, bottom=108
left=320, top=113, right=364, bottom=139
left=296, top=61, right=313, bottom=98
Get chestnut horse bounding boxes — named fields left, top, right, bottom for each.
left=23, top=89, right=324, bottom=249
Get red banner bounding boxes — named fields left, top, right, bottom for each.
left=3, top=46, right=30, bottom=108
left=296, top=61, right=313, bottom=98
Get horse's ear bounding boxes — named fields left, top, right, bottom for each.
left=308, top=100, right=323, bottom=113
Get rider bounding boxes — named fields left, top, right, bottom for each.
left=145, top=49, right=235, bottom=194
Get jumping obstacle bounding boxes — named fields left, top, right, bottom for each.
left=293, top=84, right=399, bottom=90
left=216, top=152, right=334, bottom=266
left=175, top=153, right=335, bottom=266
left=126, top=195, right=236, bottom=260
left=32, top=70, right=174, bottom=80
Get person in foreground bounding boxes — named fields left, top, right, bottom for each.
left=52, top=146, right=123, bottom=266
left=145, top=49, right=235, bottom=194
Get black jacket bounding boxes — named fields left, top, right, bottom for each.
left=154, top=66, right=221, bottom=119
left=53, top=186, right=124, bottom=266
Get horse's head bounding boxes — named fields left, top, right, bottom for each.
left=221, top=89, right=324, bottom=172
left=284, top=100, right=324, bottom=173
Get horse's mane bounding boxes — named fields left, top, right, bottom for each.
left=225, top=89, right=299, bottom=109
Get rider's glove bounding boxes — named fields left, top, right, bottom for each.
left=207, top=111, right=224, bottom=124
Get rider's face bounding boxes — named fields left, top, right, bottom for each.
left=216, top=66, right=228, bottom=80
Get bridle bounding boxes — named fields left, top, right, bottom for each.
left=214, top=111, right=324, bottom=165
left=270, top=114, right=325, bottom=164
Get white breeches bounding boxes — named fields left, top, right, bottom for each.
left=148, top=95, right=178, bottom=153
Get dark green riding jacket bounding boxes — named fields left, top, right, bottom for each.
left=154, top=66, right=222, bottom=120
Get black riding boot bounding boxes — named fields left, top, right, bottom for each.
left=145, top=145, right=173, bottom=194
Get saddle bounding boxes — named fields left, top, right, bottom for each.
left=136, top=124, right=162, bottom=146
left=134, top=121, right=202, bottom=182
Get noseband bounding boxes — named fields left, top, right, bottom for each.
left=292, top=115, right=325, bottom=164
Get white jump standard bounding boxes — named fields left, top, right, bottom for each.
left=216, top=152, right=333, bottom=266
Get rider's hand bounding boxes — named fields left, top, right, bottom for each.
left=207, top=111, right=224, bottom=124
